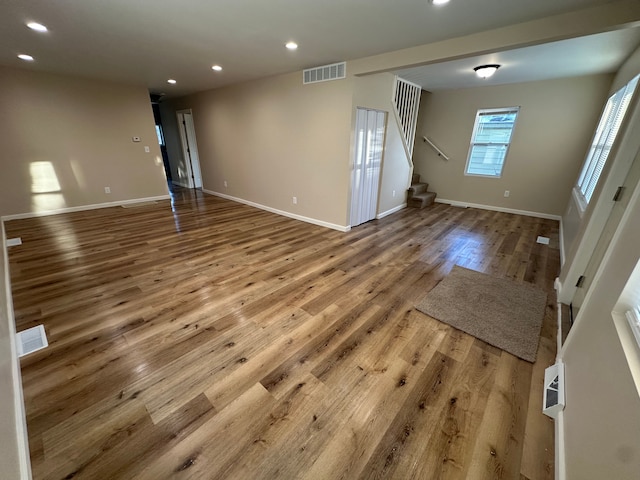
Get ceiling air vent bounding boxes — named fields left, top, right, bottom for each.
left=303, top=62, right=346, bottom=85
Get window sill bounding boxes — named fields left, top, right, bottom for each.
left=572, top=187, right=587, bottom=219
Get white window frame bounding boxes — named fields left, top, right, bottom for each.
left=574, top=75, right=639, bottom=212
left=627, top=307, right=640, bottom=349
left=464, top=106, right=520, bottom=178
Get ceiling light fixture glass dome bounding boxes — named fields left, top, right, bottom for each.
left=473, top=64, right=500, bottom=78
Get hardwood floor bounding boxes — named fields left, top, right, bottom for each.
left=6, top=188, right=558, bottom=479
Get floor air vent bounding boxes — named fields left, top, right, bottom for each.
left=303, top=62, right=346, bottom=84
left=17, top=324, right=48, bottom=357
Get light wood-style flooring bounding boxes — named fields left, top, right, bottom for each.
left=6, top=188, right=559, bottom=479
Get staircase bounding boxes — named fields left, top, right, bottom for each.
left=407, top=173, right=437, bottom=208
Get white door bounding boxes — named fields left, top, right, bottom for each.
left=350, top=108, right=386, bottom=227
left=572, top=146, right=640, bottom=317
left=177, top=110, right=203, bottom=189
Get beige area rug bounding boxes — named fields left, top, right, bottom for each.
left=416, top=266, right=547, bottom=363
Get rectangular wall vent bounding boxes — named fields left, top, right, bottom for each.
left=303, top=62, right=346, bottom=84
left=17, top=324, right=48, bottom=357
left=542, top=362, right=565, bottom=419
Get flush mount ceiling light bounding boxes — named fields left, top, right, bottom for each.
left=18, top=54, right=34, bottom=61
left=285, top=41, right=298, bottom=50
left=212, top=65, right=222, bottom=71
left=474, top=64, right=500, bottom=78
left=430, top=0, right=450, bottom=5
left=27, top=22, right=48, bottom=32
left=167, top=79, right=177, bottom=84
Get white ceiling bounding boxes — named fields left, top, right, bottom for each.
left=395, top=27, right=640, bottom=90
left=0, top=0, right=629, bottom=97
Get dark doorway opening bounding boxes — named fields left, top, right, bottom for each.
left=150, top=93, right=172, bottom=183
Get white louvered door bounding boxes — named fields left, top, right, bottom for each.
left=350, top=108, right=386, bottom=227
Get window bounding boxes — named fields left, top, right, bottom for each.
left=575, top=75, right=639, bottom=208
left=465, top=107, right=519, bottom=177
left=155, top=124, right=165, bottom=146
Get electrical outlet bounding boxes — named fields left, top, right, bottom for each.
left=104, top=187, right=111, bottom=194
left=292, top=196, right=297, bottom=205
left=392, top=190, right=396, bottom=197
left=504, top=190, right=510, bottom=197
left=144, top=146, right=150, bottom=153
left=224, top=181, right=228, bottom=188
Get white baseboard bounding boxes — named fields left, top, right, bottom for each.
left=556, top=409, right=566, bottom=480
left=435, top=198, right=562, bottom=221
left=1, top=195, right=171, bottom=221
left=202, top=189, right=350, bottom=232
left=555, top=291, right=564, bottom=359
left=559, top=218, right=566, bottom=266
left=376, top=203, right=407, bottom=219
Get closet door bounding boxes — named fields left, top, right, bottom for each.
left=350, top=108, right=386, bottom=227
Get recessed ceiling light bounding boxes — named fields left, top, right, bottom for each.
left=18, top=54, right=34, bottom=62
left=212, top=65, right=222, bottom=71
left=27, top=22, right=48, bottom=32
left=430, top=0, right=450, bottom=5
left=473, top=64, right=500, bottom=78
left=285, top=41, right=298, bottom=50
left=167, top=79, right=177, bottom=84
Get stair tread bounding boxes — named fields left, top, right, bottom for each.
left=411, top=191, right=436, bottom=198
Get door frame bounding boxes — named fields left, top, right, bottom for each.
left=176, top=109, right=203, bottom=189
left=349, top=107, right=387, bottom=228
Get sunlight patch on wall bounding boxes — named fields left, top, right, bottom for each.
left=30, top=161, right=61, bottom=193
left=69, top=159, right=87, bottom=189
left=30, top=161, right=66, bottom=212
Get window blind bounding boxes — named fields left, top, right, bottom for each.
left=577, top=75, right=639, bottom=205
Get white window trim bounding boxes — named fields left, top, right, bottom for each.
left=464, top=106, right=520, bottom=179
left=572, top=186, right=587, bottom=218
left=575, top=75, right=639, bottom=210
left=627, top=307, right=640, bottom=348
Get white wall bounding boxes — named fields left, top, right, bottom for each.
left=559, top=44, right=640, bottom=300
left=0, top=223, right=31, bottom=479
left=559, top=152, right=640, bottom=479
left=0, top=66, right=169, bottom=218
left=163, top=71, right=355, bottom=229
left=558, top=44, right=640, bottom=480
left=351, top=73, right=412, bottom=218
left=413, top=74, right=612, bottom=216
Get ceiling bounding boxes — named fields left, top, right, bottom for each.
left=0, top=0, right=630, bottom=97
left=395, top=27, right=640, bottom=90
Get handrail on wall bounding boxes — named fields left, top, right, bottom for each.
left=423, top=136, right=449, bottom=161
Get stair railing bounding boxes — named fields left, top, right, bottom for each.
left=392, top=77, right=422, bottom=159
left=422, top=136, right=449, bottom=161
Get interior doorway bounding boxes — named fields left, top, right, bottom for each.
left=350, top=108, right=386, bottom=227
left=150, top=94, right=172, bottom=183
left=177, top=110, right=203, bottom=189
